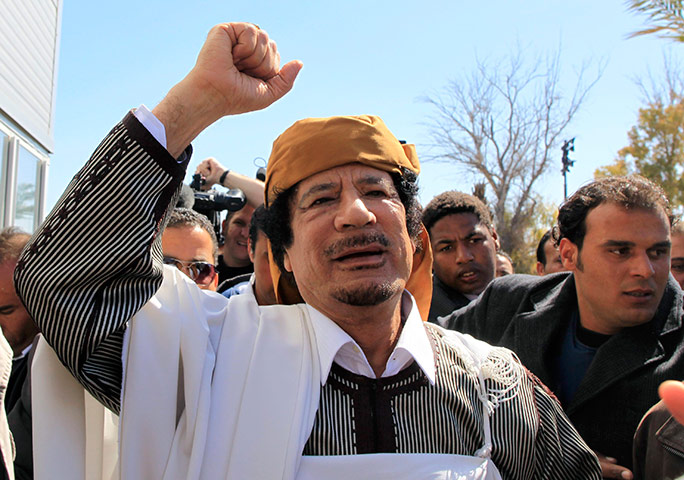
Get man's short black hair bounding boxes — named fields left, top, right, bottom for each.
left=497, top=250, right=513, bottom=265
left=422, top=190, right=493, bottom=235
left=555, top=175, right=673, bottom=250
left=536, top=229, right=553, bottom=265
left=264, top=169, right=421, bottom=275
left=248, top=204, right=268, bottom=255
left=167, top=208, right=219, bottom=262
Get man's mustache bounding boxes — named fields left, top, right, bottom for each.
left=324, top=232, right=391, bottom=258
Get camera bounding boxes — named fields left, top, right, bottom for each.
left=188, top=173, right=246, bottom=242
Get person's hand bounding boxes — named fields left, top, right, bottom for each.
left=660, top=380, right=684, bottom=425
left=188, top=23, right=302, bottom=116
left=153, top=22, right=303, bottom=157
left=596, top=452, right=632, bottom=479
left=195, top=157, right=226, bottom=190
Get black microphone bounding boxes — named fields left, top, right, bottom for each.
left=176, top=184, right=196, bottom=209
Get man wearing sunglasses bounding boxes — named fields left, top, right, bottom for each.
left=16, top=22, right=600, bottom=479
left=162, top=208, right=219, bottom=291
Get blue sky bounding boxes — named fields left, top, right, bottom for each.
left=50, top=1, right=674, bottom=211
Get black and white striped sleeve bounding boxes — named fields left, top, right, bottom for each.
left=529, top=373, right=602, bottom=479
left=14, top=112, right=190, bottom=413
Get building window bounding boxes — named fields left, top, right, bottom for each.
left=13, top=146, right=40, bottom=232
left=0, top=119, right=49, bottom=233
left=0, top=131, right=8, bottom=227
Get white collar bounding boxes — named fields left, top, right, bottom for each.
left=463, top=292, right=480, bottom=301
left=305, top=291, right=436, bottom=386
left=14, top=342, right=33, bottom=360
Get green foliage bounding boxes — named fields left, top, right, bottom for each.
left=596, top=94, right=684, bottom=208
left=511, top=198, right=558, bottom=274
left=595, top=158, right=629, bottom=178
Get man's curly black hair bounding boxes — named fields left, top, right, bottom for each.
left=555, top=175, right=673, bottom=250
left=421, top=190, right=494, bottom=236
left=263, top=168, right=422, bottom=275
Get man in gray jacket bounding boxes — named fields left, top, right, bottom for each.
left=442, top=175, right=684, bottom=480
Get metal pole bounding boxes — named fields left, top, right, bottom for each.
left=561, top=138, right=575, bottom=201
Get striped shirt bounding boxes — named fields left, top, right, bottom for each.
left=14, top=114, right=601, bottom=479
left=305, top=324, right=601, bottom=479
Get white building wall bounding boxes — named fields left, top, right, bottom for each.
left=0, top=0, right=61, bottom=231
left=0, top=0, right=61, bottom=153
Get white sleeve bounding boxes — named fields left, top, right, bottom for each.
left=133, top=104, right=167, bottom=148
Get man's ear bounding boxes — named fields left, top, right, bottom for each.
left=283, top=250, right=293, bottom=273
left=490, top=227, right=500, bottom=250
left=559, top=238, right=579, bottom=271
left=247, top=238, right=255, bottom=263
left=536, top=261, right=545, bottom=276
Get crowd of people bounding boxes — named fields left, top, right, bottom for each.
left=0, top=21, right=682, bottom=479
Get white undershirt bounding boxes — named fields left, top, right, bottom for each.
left=133, top=105, right=167, bottom=147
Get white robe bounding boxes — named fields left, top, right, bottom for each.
left=0, top=332, right=15, bottom=480
left=32, top=267, right=503, bottom=479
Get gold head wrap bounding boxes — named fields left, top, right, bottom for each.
left=264, top=115, right=433, bottom=321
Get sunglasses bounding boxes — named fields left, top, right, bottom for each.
left=163, top=256, right=217, bottom=286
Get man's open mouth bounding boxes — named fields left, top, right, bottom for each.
left=333, top=247, right=385, bottom=262
left=624, top=289, right=653, bottom=298
left=458, top=270, right=480, bottom=281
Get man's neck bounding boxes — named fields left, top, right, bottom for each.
left=220, top=253, right=251, bottom=268
left=436, top=276, right=476, bottom=301
left=321, top=298, right=405, bottom=378
left=576, top=302, right=620, bottom=336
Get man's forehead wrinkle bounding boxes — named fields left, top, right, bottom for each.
left=600, top=239, right=671, bottom=248
left=297, top=182, right=339, bottom=204
left=296, top=168, right=393, bottom=201
left=436, top=231, right=469, bottom=242
left=602, top=240, right=636, bottom=247
left=465, top=229, right=486, bottom=238
left=356, top=174, right=390, bottom=186
left=433, top=220, right=486, bottom=241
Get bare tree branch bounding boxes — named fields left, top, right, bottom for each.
left=423, top=45, right=603, bottom=267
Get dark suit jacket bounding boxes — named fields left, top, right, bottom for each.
left=442, top=272, right=684, bottom=470
left=8, top=344, right=34, bottom=480
left=5, top=355, right=27, bottom=414
left=428, top=276, right=471, bottom=324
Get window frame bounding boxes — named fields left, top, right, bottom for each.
left=0, top=119, right=49, bottom=232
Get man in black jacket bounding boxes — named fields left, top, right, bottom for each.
left=442, top=175, right=684, bottom=480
